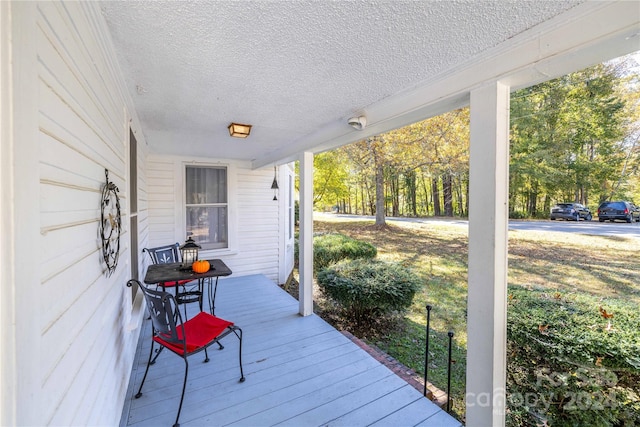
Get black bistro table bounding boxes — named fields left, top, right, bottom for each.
left=143, top=259, right=232, bottom=315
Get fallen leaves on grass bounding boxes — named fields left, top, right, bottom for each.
left=599, top=306, right=614, bottom=319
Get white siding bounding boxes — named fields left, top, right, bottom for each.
left=147, top=158, right=177, bottom=247
left=236, top=166, right=280, bottom=280
left=147, top=156, right=288, bottom=283
left=3, top=2, right=148, bottom=425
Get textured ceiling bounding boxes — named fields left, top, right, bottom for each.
left=100, top=0, right=589, bottom=165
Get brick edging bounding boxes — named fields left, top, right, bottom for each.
left=341, top=330, right=448, bottom=409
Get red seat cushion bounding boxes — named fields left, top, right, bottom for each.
left=154, top=312, right=233, bottom=356
left=159, top=279, right=193, bottom=289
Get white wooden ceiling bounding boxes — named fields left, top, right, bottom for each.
left=100, top=1, right=640, bottom=168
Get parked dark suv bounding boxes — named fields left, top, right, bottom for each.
left=597, top=201, right=640, bottom=223
left=550, top=203, right=592, bottom=221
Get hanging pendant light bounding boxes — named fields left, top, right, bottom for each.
left=271, top=166, right=279, bottom=200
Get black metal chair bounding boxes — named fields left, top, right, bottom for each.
left=143, top=243, right=201, bottom=317
left=128, top=279, right=245, bottom=427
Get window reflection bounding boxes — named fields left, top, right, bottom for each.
left=185, top=166, right=228, bottom=249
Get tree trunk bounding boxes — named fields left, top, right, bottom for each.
left=420, top=172, right=431, bottom=216
left=543, top=194, right=551, bottom=215
left=405, top=170, right=417, bottom=216
left=528, top=180, right=539, bottom=216
left=443, top=172, right=453, bottom=216
left=367, top=180, right=375, bottom=215
left=455, top=176, right=464, bottom=216
left=465, top=174, right=469, bottom=217
left=375, top=161, right=386, bottom=225
left=432, top=177, right=441, bottom=216
left=390, top=171, right=400, bottom=217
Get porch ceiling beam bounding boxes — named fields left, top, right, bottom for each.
left=252, top=0, right=640, bottom=170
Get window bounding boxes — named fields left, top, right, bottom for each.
left=185, top=165, right=228, bottom=250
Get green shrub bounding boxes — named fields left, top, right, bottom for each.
left=506, top=286, right=640, bottom=427
left=294, top=232, right=377, bottom=271
left=317, top=259, right=421, bottom=324
left=509, top=210, right=527, bottom=219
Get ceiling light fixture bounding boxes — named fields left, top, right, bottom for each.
left=347, top=115, right=367, bottom=131
left=228, top=122, right=252, bottom=138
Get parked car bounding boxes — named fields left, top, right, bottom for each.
left=597, top=201, right=640, bottom=223
left=549, top=203, right=592, bottom=221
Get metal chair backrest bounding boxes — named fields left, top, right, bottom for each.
left=141, top=243, right=198, bottom=317
left=143, top=243, right=181, bottom=265
left=136, top=282, right=185, bottom=350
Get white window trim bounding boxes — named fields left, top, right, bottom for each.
left=279, top=165, right=296, bottom=284
left=176, top=160, right=239, bottom=257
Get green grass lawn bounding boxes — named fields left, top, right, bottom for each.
left=309, top=216, right=640, bottom=424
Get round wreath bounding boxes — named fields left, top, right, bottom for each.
left=100, top=169, right=121, bottom=276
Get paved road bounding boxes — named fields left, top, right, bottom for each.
left=315, top=212, right=640, bottom=239
left=507, top=218, right=640, bottom=238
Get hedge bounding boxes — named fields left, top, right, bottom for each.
left=317, top=259, right=421, bottom=324
left=506, top=286, right=640, bottom=427
left=294, top=232, right=377, bottom=272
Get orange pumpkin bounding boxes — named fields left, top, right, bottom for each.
left=192, top=259, right=210, bottom=273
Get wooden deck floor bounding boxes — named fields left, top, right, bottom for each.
left=120, top=274, right=462, bottom=427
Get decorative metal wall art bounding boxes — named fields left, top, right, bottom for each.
left=100, top=169, right=121, bottom=276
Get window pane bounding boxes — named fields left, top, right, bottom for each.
left=186, top=206, right=228, bottom=249
left=185, top=165, right=228, bottom=250
left=186, top=167, right=227, bottom=204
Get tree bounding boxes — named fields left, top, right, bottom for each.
left=510, top=61, right=632, bottom=215
left=407, top=109, right=469, bottom=216
left=311, top=56, right=637, bottom=220
left=317, top=109, right=470, bottom=222
left=609, top=54, right=640, bottom=201
left=312, top=151, right=350, bottom=210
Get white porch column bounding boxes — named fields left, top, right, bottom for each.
left=1, top=2, right=41, bottom=425
left=466, top=81, right=510, bottom=427
left=298, top=151, right=314, bottom=316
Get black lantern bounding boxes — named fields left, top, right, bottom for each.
left=179, top=236, right=201, bottom=269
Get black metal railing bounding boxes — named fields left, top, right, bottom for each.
left=423, top=304, right=455, bottom=414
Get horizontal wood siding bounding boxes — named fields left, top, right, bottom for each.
left=235, top=168, right=280, bottom=281
left=35, top=2, right=146, bottom=425
left=147, top=158, right=281, bottom=282
left=146, top=157, right=176, bottom=249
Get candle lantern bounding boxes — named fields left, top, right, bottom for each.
left=179, top=236, right=201, bottom=269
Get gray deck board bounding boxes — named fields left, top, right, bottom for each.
left=121, top=274, right=462, bottom=427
